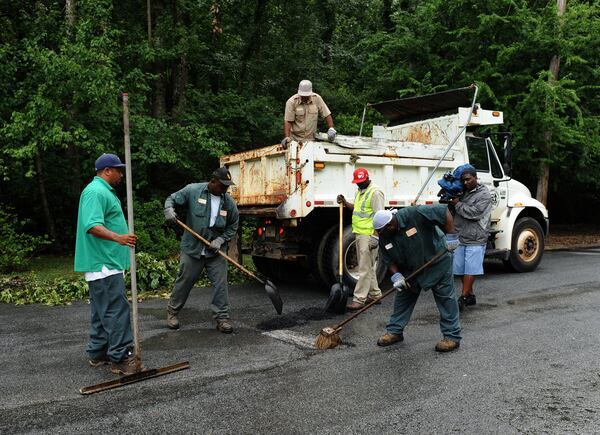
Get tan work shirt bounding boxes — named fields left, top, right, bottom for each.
left=284, top=93, right=331, bottom=142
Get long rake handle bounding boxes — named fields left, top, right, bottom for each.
left=331, top=249, right=448, bottom=332
left=338, top=203, right=343, bottom=278
left=122, top=93, right=142, bottom=370
left=176, top=219, right=265, bottom=285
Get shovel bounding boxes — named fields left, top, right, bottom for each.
left=176, top=219, right=282, bottom=315
left=325, top=203, right=349, bottom=314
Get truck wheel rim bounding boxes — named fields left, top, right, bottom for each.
left=344, top=241, right=360, bottom=280
left=517, top=229, right=539, bottom=263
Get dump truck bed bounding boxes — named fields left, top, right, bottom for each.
left=221, top=114, right=468, bottom=219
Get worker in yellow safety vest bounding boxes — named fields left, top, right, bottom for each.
left=337, top=168, right=385, bottom=310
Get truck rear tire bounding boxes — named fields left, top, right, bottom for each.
left=323, top=226, right=387, bottom=292
left=252, top=256, right=309, bottom=283
left=314, top=225, right=338, bottom=288
left=503, top=217, right=544, bottom=272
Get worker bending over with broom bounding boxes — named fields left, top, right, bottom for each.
left=373, top=205, right=462, bottom=352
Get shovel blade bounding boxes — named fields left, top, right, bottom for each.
left=264, top=279, right=283, bottom=315
left=325, top=282, right=348, bottom=314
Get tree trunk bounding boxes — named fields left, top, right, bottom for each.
left=381, top=0, right=393, bottom=33
left=319, top=1, right=335, bottom=63
left=147, top=0, right=152, bottom=41
left=35, top=153, right=57, bottom=242
left=170, top=1, right=189, bottom=117
left=535, top=0, right=566, bottom=206
left=240, top=0, right=268, bottom=86
left=65, top=0, right=75, bottom=35
left=209, top=1, right=222, bottom=93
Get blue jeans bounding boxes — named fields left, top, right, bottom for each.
left=86, top=273, right=133, bottom=362
left=168, top=251, right=230, bottom=319
left=386, top=265, right=462, bottom=342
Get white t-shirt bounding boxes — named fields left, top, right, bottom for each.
left=84, top=265, right=124, bottom=282
left=201, top=193, right=223, bottom=255
left=209, top=193, right=221, bottom=227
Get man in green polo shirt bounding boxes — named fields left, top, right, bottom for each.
left=163, top=167, right=240, bottom=333
left=74, top=153, right=138, bottom=375
left=373, top=206, right=462, bottom=352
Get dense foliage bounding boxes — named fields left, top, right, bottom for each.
left=0, top=208, right=49, bottom=272
left=1, top=0, right=599, bottom=261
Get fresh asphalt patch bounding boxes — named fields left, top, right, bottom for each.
left=255, top=306, right=337, bottom=331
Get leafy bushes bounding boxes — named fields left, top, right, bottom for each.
left=133, top=199, right=180, bottom=258
left=132, top=252, right=179, bottom=296
left=0, top=275, right=88, bottom=306
left=0, top=250, right=254, bottom=306
left=0, top=209, right=50, bottom=273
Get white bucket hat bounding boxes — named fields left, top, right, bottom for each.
left=298, top=80, right=313, bottom=96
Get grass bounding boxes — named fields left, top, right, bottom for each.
left=24, top=255, right=79, bottom=282
left=0, top=254, right=78, bottom=286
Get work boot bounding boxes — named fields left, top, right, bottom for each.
left=458, top=294, right=476, bottom=312
left=366, top=295, right=382, bottom=305
left=216, top=318, right=233, bottom=334
left=167, top=310, right=180, bottom=330
left=346, top=301, right=364, bottom=311
left=111, top=353, right=144, bottom=375
left=464, top=294, right=476, bottom=306
left=376, top=332, right=404, bottom=347
left=435, top=338, right=460, bottom=352
left=458, top=297, right=465, bottom=312
left=88, top=354, right=109, bottom=368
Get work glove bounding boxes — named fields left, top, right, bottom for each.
left=336, top=194, right=345, bottom=205
left=209, top=237, right=225, bottom=253
left=164, top=207, right=177, bottom=224
left=391, top=272, right=408, bottom=290
left=368, top=235, right=379, bottom=250
left=327, top=127, right=337, bottom=142
left=281, top=136, right=291, bottom=148
left=445, top=233, right=460, bottom=252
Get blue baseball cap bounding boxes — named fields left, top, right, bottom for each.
left=95, top=153, right=126, bottom=171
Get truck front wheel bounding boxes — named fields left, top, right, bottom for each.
left=503, top=217, right=544, bottom=272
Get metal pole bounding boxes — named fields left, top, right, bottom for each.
left=122, top=93, right=141, bottom=370
left=413, top=84, right=479, bottom=205
left=359, top=104, right=368, bottom=137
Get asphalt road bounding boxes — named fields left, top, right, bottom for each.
left=2, top=249, right=600, bottom=434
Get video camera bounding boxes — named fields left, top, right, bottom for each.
left=436, top=164, right=475, bottom=204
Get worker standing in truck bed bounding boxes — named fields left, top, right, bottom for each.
left=281, top=79, right=336, bottom=147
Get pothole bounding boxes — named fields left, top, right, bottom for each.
left=255, top=307, right=338, bottom=331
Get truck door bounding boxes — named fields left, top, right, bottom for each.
left=465, top=135, right=506, bottom=221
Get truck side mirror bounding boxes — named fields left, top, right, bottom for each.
left=503, top=133, right=513, bottom=177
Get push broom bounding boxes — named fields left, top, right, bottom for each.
left=79, top=94, right=189, bottom=394
left=315, top=249, right=448, bottom=350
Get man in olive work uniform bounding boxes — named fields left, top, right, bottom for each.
left=374, top=206, right=462, bottom=352
left=74, top=153, right=139, bottom=375
left=281, top=79, right=336, bottom=147
left=164, top=167, right=239, bottom=333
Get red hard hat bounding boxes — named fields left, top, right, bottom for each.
left=352, top=168, right=369, bottom=184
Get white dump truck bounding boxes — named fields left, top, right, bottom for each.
left=220, top=88, right=549, bottom=289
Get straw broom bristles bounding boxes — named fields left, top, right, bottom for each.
left=314, top=326, right=342, bottom=350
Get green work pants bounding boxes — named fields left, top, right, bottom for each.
left=168, top=251, right=230, bottom=319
